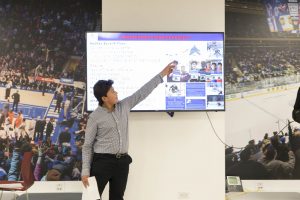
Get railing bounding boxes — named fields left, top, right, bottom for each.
left=226, top=73, right=300, bottom=95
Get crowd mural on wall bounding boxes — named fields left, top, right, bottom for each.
left=0, top=0, right=100, bottom=182
left=225, top=0, right=300, bottom=180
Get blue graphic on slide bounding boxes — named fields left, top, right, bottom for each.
left=166, top=97, right=185, bottom=110
left=186, top=99, right=206, bottom=110
left=186, top=83, right=205, bottom=97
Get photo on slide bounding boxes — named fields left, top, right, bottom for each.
left=165, top=83, right=186, bottom=97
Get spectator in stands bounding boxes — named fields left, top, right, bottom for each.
left=40, top=163, right=67, bottom=181
left=11, top=90, right=20, bottom=112
left=0, top=110, right=4, bottom=128
left=225, top=147, right=238, bottom=171
left=34, top=145, right=47, bottom=181
left=45, top=118, right=54, bottom=140
left=264, top=145, right=295, bottom=179
left=58, top=127, right=71, bottom=145
left=72, top=161, right=82, bottom=180
left=0, top=167, right=7, bottom=180
left=14, top=111, right=23, bottom=136
left=3, top=99, right=10, bottom=117
left=34, top=117, right=46, bottom=141
left=7, top=138, right=32, bottom=181
left=54, top=91, right=63, bottom=113
left=226, top=147, right=269, bottom=180
left=288, top=122, right=300, bottom=179
left=63, top=96, right=71, bottom=119
left=270, top=133, right=290, bottom=162
left=262, top=133, right=270, bottom=147
left=18, top=119, right=27, bottom=139
left=4, top=80, right=12, bottom=100
left=42, top=82, right=47, bottom=96
left=250, top=141, right=264, bottom=161
left=27, top=117, right=36, bottom=140
left=0, top=150, right=7, bottom=180
left=8, top=110, right=14, bottom=127
left=4, top=116, right=11, bottom=135
left=245, top=139, right=259, bottom=155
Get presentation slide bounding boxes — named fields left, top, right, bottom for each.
left=86, top=32, right=224, bottom=111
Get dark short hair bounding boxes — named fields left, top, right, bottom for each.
left=93, top=79, right=114, bottom=106
left=265, top=146, right=276, bottom=160
left=52, top=163, right=66, bottom=174
left=239, top=148, right=251, bottom=161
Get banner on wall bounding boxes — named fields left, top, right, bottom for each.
left=264, top=0, right=300, bottom=33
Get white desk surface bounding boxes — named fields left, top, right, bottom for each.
left=0, top=191, right=18, bottom=200
left=226, top=192, right=300, bottom=200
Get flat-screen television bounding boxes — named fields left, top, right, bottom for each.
left=86, top=32, right=224, bottom=112
left=264, top=0, right=299, bottom=33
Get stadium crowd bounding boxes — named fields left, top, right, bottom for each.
left=225, top=46, right=300, bottom=86
left=225, top=122, right=300, bottom=180
left=0, top=0, right=100, bottom=182
left=0, top=112, right=88, bottom=181
left=0, top=0, right=99, bottom=88
left=225, top=8, right=300, bottom=91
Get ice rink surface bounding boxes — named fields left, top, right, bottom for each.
left=225, top=84, right=300, bottom=149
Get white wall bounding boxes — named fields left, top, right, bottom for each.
left=102, top=1, right=225, bottom=200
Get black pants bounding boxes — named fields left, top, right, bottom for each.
left=91, top=153, right=132, bottom=200
left=12, top=102, right=18, bottom=111
left=5, top=88, right=10, bottom=99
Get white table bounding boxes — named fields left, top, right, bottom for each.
left=226, top=192, right=300, bottom=200
left=0, top=190, right=18, bottom=200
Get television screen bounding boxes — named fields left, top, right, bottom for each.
left=86, top=32, right=224, bottom=111
left=264, top=0, right=299, bottom=33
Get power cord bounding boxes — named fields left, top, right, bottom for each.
left=205, top=112, right=246, bottom=150
left=205, top=111, right=295, bottom=150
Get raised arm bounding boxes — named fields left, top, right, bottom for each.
left=121, top=61, right=176, bottom=110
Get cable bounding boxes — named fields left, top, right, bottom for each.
left=205, top=112, right=244, bottom=150
left=210, top=93, right=295, bottom=149
left=206, top=110, right=296, bottom=150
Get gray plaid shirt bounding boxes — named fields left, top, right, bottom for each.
left=82, top=74, right=163, bottom=176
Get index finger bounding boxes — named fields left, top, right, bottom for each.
left=83, top=179, right=89, bottom=188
